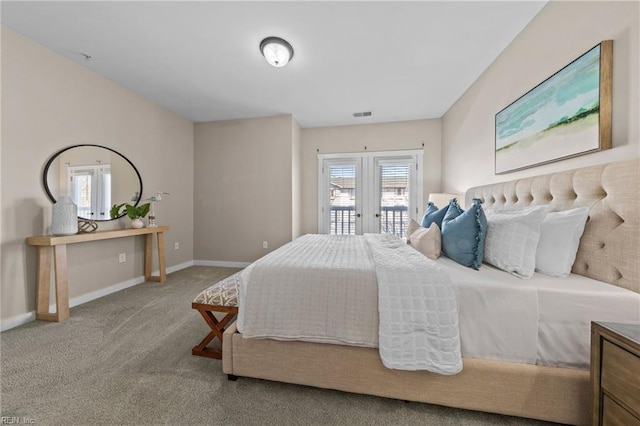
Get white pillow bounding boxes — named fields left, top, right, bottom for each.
left=535, top=207, right=589, bottom=277
left=408, top=222, right=441, bottom=260
left=484, top=206, right=552, bottom=278
left=406, top=219, right=421, bottom=244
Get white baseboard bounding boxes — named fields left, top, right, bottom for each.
left=0, top=311, right=36, bottom=332
left=194, top=260, right=251, bottom=268
left=0, top=260, right=195, bottom=332
left=166, top=260, right=195, bottom=274
left=61, top=276, right=145, bottom=313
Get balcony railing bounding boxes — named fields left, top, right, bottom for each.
left=330, top=205, right=356, bottom=235
left=330, top=205, right=409, bottom=237
left=380, top=205, right=409, bottom=237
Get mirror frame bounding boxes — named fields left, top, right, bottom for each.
left=43, top=144, right=144, bottom=221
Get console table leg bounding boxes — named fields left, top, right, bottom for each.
left=144, top=234, right=152, bottom=281
left=157, top=232, right=166, bottom=282
left=35, top=247, right=52, bottom=319
left=146, top=231, right=167, bottom=283
left=53, top=245, right=70, bottom=321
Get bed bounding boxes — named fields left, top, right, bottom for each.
left=222, top=158, right=640, bottom=425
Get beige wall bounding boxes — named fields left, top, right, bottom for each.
left=442, top=1, right=639, bottom=194
left=300, top=119, right=441, bottom=234
left=193, top=115, right=295, bottom=263
left=1, top=27, right=194, bottom=325
left=292, top=119, right=302, bottom=239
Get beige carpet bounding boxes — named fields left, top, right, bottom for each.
left=1, top=266, right=558, bottom=426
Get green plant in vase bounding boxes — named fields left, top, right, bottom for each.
left=110, top=203, right=150, bottom=229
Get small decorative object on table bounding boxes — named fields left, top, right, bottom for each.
left=51, top=196, right=78, bottom=236
left=77, top=219, right=98, bottom=233
left=146, top=191, right=170, bottom=227
left=110, top=202, right=150, bottom=229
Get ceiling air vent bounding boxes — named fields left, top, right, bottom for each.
left=353, top=111, right=372, bottom=118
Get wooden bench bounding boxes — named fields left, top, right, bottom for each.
left=192, top=273, right=239, bottom=359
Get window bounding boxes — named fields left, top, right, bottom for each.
left=328, top=162, right=360, bottom=235
left=376, top=159, right=411, bottom=237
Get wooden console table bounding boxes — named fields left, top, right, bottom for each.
left=26, top=226, right=169, bottom=322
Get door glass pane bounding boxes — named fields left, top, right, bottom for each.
left=378, top=162, right=410, bottom=238
left=329, top=164, right=356, bottom=235
left=100, top=170, right=111, bottom=219
left=71, top=173, right=93, bottom=218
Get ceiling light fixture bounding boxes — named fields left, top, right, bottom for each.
left=260, top=37, right=294, bottom=68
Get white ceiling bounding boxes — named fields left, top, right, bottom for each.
left=1, top=1, right=547, bottom=128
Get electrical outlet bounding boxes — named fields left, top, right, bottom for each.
left=263, top=241, right=268, bottom=249
left=118, top=253, right=126, bottom=263
left=174, top=242, right=179, bottom=250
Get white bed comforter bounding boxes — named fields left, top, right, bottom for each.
left=238, top=233, right=462, bottom=375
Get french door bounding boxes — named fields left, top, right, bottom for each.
left=67, top=165, right=111, bottom=220
left=318, top=150, right=422, bottom=237
left=322, top=159, right=363, bottom=235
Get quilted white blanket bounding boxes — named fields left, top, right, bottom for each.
left=237, top=233, right=462, bottom=375
left=365, top=234, right=462, bottom=374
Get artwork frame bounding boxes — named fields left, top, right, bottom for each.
left=495, top=41, right=612, bottom=175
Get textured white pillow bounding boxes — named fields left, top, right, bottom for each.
left=484, top=206, right=552, bottom=278
left=535, top=207, right=589, bottom=277
left=408, top=222, right=441, bottom=260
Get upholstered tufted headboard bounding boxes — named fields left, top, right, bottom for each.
left=466, top=159, right=639, bottom=293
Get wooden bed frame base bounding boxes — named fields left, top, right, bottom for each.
left=223, top=323, right=589, bottom=425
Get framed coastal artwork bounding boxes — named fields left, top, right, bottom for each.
left=495, top=40, right=612, bottom=174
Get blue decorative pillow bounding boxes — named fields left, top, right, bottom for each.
left=421, top=201, right=451, bottom=229
left=441, top=198, right=487, bottom=270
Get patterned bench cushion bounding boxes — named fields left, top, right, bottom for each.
left=193, top=273, right=239, bottom=307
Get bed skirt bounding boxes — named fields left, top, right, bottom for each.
left=223, top=323, right=589, bottom=425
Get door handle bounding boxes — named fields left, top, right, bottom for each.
left=375, top=213, right=380, bottom=218
left=356, top=213, right=361, bottom=218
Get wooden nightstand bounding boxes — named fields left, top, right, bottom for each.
left=591, top=322, right=640, bottom=426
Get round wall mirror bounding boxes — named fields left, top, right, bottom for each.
left=43, top=144, right=143, bottom=221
